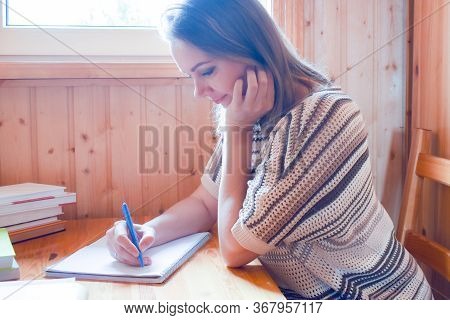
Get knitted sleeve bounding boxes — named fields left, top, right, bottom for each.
left=231, top=90, right=369, bottom=255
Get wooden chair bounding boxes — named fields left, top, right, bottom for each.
left=396, top=128, right=450, bottom=297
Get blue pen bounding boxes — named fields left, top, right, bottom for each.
left=121, top=202, right=144, bottom=267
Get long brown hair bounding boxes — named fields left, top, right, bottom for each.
left=160, top=0, right=331, bottom=129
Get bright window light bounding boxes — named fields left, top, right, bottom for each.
left=5, top=0, right=272, bottom=28
left=0, top=0, right=272, bottom=57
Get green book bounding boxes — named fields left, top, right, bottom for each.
left=0, top=228, right=15, bottom=269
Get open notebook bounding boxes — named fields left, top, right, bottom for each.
left=45, top=232, right=211, bottom=284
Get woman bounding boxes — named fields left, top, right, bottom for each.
left=106, top=0, right=432, bottom=299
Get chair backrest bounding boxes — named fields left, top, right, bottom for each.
left=396, top=128, right=450, bottom=287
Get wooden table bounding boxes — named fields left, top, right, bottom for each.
left=12, top=218, right=285, bottom=299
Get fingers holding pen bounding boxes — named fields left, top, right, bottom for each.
left=106, top=223, right=136, bottom=265
left=114, top=221, right=145, bottom=265
left=108, top=221, right=151, bottom=266
left=136, top=224, right=156, bottom=252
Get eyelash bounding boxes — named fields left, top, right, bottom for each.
left=201, top=67, right=215, bottom=77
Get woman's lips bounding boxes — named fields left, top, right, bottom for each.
left=213, top=95, right=227, bottom=105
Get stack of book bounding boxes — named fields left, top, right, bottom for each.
left=0, top=183, right=76, bottom=243
left=0, top=228, right=19, bottom=281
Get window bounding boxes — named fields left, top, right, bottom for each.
left=5, top=0, right=180, bottom=27
left=1, top=0, right=272, bottom=59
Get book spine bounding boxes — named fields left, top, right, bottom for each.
left=0, top=194, right=76, bottom=215
left=9, top=220, right=66, bottom=243
left=12, top=196, right=55, bottom=204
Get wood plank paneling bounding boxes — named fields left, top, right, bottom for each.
left=272, top=0, right=304, bottom=52
left=410, top=0, right=450, bottom=299
left=73, top=86, right=111, bottom=218
left=109, top=85, right=144, bottom=216
left=140, top=84, right=178, bottom=218
left=0, top=87, right=33, bottom=184
left=305, top=0, right=343, bottom=82
left=0, top=78, right=213, bottom=220
left=35, top=86, right=77, bottom=218
left=176, top=85, right=215, bottom=201
left=35, top=87, right=71, bottom=186
left=374, top=0, right=406, bottom=225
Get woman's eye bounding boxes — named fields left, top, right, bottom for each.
left=201, top=67, right=215, bottom=77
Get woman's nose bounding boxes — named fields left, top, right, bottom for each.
left=193, top=78, right=208, bottom=98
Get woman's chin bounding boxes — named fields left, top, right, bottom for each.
left=214, top=100, right=228, bottom=108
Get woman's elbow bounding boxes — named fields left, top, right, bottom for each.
left=222, top=255, right=245, bottom=268
left=220, top=247, right=258, bottom=268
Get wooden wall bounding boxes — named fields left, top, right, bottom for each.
left=275, top=0, right=406, bottom=224
left=0, top=78, right=214, bottom=219
left=0, top=0, right=407, bottom=224
left=410, top=0, right=449, bottom=298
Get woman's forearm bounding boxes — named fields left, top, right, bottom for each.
left=218, top=127, right=256, bottom=266
left=144, top=187, right=216, bottom=246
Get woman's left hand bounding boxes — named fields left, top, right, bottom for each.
left=224, top=67, right=275, bottom=128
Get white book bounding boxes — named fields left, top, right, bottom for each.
left=0, top=228, right=15, bottom=269
left=0, top=278, right=87, bottom=300
left=5, top=217, right=59, bottom=232
left=0, top=183, right=66, bottom=205
left=0, top=206, right=63, bottom=227
left=0, top=258, right=20, bottom=281
left=0, top=192, right=76, bottom=215
left=45, top=232, right=211, bottom=284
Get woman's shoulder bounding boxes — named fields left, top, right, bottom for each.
left=297, top=85, right=352, bottom=112
left=269, top=86, right=353, bottom=134
left=261, top=86, right=364, bottom=161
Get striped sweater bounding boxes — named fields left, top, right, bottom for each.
left=201, top=87, right=433, bottom=299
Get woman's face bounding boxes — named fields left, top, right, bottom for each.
left=170, top=39, right=248, bottom=107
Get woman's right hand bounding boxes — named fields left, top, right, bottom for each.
left=224, top=67, right=275, bottom=128
left=105, top=220, right=155, bottom=266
